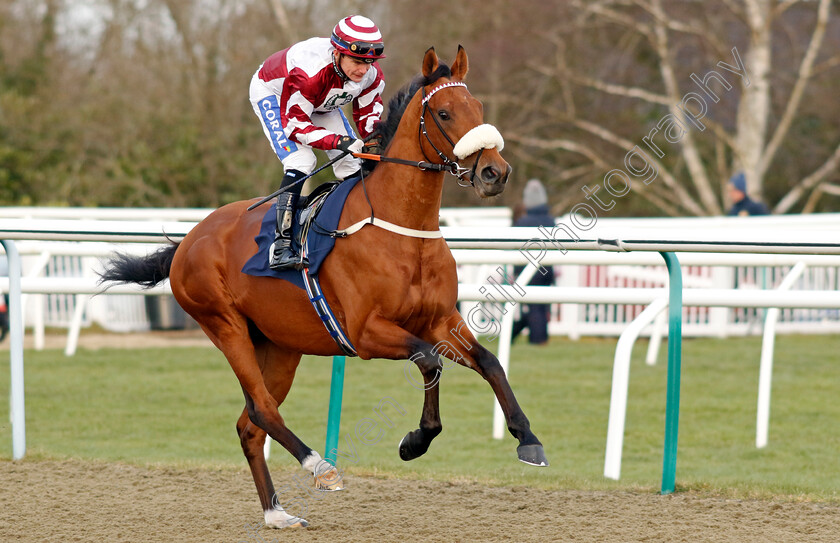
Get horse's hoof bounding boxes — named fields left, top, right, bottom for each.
left=271, top=517, right=308, bottom=529
left=517, top=444, right=549, bottom=467
left=265, top=511, right=309, bottom=529
left=398, top=434, right=413, bottom=461
left=314, top=466, right=345, bottom=491
left=398, top=430, right=431, bottom=461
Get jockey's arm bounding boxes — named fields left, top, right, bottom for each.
left=281, top=70, right=345, bottom=151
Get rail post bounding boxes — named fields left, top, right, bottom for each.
left=324, top=355, right=346, bottom=464
left=2, top=240, right=26, bottom=459
left=660, top=251, right=682, bottom=494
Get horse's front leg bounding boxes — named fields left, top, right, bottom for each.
left=351, top=315, right=444, bottom=461
left=426, top=316, right=549, bottom=467
left=398, top=345, right=443, bottom=461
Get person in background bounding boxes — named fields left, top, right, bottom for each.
left=511, top=179, right=555, bottom=345
left=727, top=172, right=769, bottom=216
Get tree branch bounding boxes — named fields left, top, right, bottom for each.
left=506, top=134, right=612, bottom=170
left=812, top=53, right=840, bottom=77
left=818, top=183, right=840, bottom=196
left=571, top=118, right=707, bottom=215
left=773, top=139, right=840, bottom=213
left=565, top=72, right=671, bottom=105
left=264, top=0, right=298, bottom=42
left=719, top=0, right=746, bottom=21
left=571, top=0, right=653, bottom=36
left=634, top=0, right=711, bottom=39
left=758, top=0, right=831, bottom=178
left=772, top=0, right=801, bottom=19
left=633, top=183, right=686, bottom=216
left=648, top=0, right=720, bottom=214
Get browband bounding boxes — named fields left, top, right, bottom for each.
left=421, top=82, right=468, bottom=105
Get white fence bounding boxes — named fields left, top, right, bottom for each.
left=4, top=213, right=840, bottom=340
left=3, top=210, right=840, bottom=477
left=0, top=206, right=514, bottom=337
left=2, top=211, right=839, bottom=358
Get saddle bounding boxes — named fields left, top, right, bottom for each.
left=242, top=175, right=363, bottom=285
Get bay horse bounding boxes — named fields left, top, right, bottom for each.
left=101, top=46, right=546, bottom=529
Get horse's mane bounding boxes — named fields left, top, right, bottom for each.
left=364, top=62, right=452, bottom=173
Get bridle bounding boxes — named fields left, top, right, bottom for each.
left=351, top=81, right=504, bottom=188
left=418, top=82, right=478, bottom=187
left=326, top=83, right=500, bottom=240
left=308, top=81, right=505, bottom=240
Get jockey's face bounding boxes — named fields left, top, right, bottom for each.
left=335, top=51, right=372, bottom=83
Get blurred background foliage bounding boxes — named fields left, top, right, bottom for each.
left=1, top=0, right=839, bottom=215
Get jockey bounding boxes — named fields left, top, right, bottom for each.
left=249, top=15, right=386, bottom=271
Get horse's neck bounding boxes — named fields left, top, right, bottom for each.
left=358, top=138, right=446, bottom=231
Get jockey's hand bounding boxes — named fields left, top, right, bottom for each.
left=364, top=134, right=384, bottom=155
left=336, top=136, right=364, bottom=154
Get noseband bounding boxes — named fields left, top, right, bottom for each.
left=419, top=82, right=505, bottom=187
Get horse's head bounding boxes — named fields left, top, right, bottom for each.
left=418, top=46, right=511, bottom=198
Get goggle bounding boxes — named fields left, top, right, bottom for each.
left=332, top=33, right=385, bottom=60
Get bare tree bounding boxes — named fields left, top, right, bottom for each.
left=3, top=0, right=838, bottom=214
left=510, top=0, right=839, bottom=215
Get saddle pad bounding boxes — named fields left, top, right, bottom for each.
left=241, top=175, right=363, bottom=287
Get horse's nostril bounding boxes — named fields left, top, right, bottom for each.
left=482, top=166, right=499, bottom=181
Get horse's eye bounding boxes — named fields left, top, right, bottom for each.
left=437, top=110, right=450, bottom=121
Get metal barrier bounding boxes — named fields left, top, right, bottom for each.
left=3, top=216, right=840, bottom=493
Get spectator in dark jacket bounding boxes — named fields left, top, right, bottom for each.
left=727, top=172, right=769, bottom=216
left=511, top=179, right=555, bottom=345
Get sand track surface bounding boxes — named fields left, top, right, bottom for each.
left=1, top=459, right=839, bottom=542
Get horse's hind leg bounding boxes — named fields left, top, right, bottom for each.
left=236, top=341, right=344, bottom=529
left=197, top=314, right=335, bottom=523
left=236, top=343, right=306, bottom=528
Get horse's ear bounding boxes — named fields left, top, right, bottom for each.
left=422, top=47, right=439, bottom=78
left=450, top=45, right=469, bottom=81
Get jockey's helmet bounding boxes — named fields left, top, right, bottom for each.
left=330, top=15, right=385, bottom=62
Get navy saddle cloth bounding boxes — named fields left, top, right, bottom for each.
left=241, top=175, right=363, bottom=288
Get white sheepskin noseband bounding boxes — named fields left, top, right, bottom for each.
left=452, top=124, right=505, bottom=159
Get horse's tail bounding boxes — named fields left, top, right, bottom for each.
left=98, top=243, right=179, bottom=288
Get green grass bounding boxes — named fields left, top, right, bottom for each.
left=1, top=335, right=839, bottom=501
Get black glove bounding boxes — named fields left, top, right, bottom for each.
left=336, top=136, right=364, bottom=154
left=364, top=134, right=384, bottom=155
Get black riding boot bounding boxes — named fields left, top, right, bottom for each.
left=269, top=170, right=309, bottom=271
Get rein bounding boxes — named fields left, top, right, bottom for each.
left=352, top=152, right=456, bottom=174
